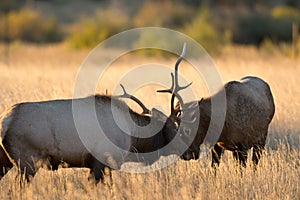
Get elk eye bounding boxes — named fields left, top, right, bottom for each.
left=184, top=127, right=191, bottom=136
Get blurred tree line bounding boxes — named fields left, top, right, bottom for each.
left=0, top=0, right=299, bottom=52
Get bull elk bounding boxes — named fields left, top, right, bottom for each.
left=177, top=76, right=275, bottom=167
left=155, top=44, right=275, bottom=167
left=0, top=44, right=191, bottom=183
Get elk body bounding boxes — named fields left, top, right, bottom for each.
left=0, top=94, right=182, bottom=182
left=179, top=76, right=275, bottom=167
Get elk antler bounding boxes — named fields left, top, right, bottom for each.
left=157, top=43, right=192, bottom=115
left=117, top=84, right=151, bottom=115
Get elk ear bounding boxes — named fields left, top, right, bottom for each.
left=151, top=108, right=168, bottom=122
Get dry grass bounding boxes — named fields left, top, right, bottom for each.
left=0, top=44, right=299, bottom=199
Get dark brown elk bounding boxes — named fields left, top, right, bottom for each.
left=0, top=45, right=190, bottom=183
left=0, top=93, right=185, bottom=183
left=176, top=76, right=275, bottom=167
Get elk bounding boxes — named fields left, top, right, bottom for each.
left=176, top=76, right=275, bottom=167
left=0, top=44, right=191, bottom=183
left=0, top=93, right=180, bottom=183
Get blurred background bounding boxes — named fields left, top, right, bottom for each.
left=0, top=0, right=299, bottom=56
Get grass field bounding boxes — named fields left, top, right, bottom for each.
left=0, top=44, right=299, bottom=199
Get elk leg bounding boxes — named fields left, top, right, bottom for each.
left=17, top=155, right=52, bottom=187
left=88, top=156, right=108, bottom=184
left=0, top=145, right=13, bottom=178
left=211, top=144, right=223, bottom=167
left=234, top=145, right=248, bottom=167
left=252, top=144, right=264, bottom=165
left=16, top=158, right=38, bottom=184
left=253, top=128, right=267, bottom=166
left=239, top=151, right=247, bottom=167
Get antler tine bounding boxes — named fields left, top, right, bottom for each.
left=157, top=43, right=192, bottom=114
left=174, top=43, right=186, bottom=88
left=173, top=43, right=192, bottom=94
left=117, top=84, right=151, bottom=115
left=157, top=73, right=175, bottom=94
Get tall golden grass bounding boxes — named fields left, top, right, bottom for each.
left=0, top=44, right=299, bottom=199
